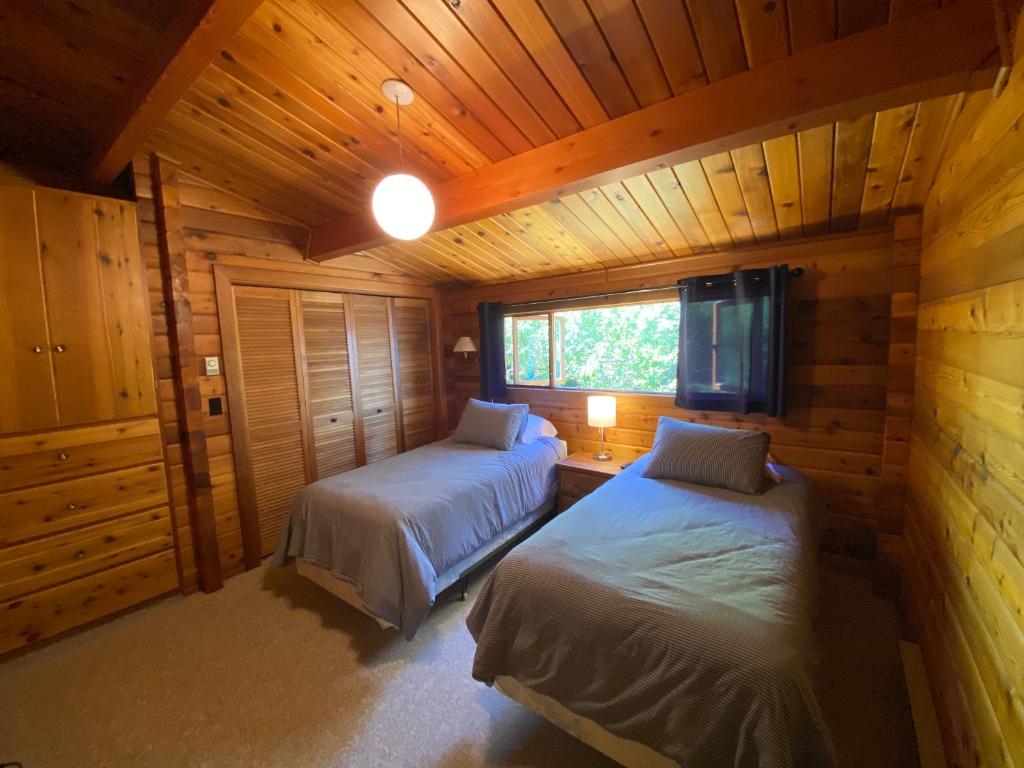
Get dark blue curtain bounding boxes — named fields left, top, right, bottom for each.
left=478, top=301, right=507, bottom=401
left=674, top=265, right=788, bottom=416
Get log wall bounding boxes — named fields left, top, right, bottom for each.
left=903, top=53, right=1024, bottom=766
left=442, top=226, right=921, bottom=572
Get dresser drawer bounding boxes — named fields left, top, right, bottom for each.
left=0, top=463, right=169, bottom=546
left=0, top=507, right=173, bottom=603
left=558, top=470, right=608, bottom=498
left=0, top=419, right=163, bottom=492
left=0, top=549, right=178, bottom=655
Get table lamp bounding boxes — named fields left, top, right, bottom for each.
left=587, top=395, right=616, bottom=461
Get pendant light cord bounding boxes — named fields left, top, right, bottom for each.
left=395, top=96, right=403, bottom=172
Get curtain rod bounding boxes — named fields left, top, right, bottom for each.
left=504, top=267, right=804, bottom=311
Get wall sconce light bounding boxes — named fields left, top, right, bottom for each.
left=454, top=336, right=477, bottom=360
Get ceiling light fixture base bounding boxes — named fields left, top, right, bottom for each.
left=381, top=79, right=414, bottom=106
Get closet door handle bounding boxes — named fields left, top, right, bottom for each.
left=57, top=451, right=69, bottom=461
left=376, top=408, right=383, bottom=414
left=67, top=502, right=77, bottom=510
left=31, top=345, right=43, bottom=354
left=329, top=417, right=338, bottom=423
left=54, top=344, right=66, bottom=353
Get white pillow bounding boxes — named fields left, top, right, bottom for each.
left=519, top=414, right=558, bottom=444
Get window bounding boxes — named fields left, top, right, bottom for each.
left=504, top=299, right=679, bottom=394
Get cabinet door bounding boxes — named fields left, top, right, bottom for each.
left=298, top=291, right=358, bottom=478
left=392, top=298, right=437, bottom=450
left=35, top=190, right=156, bottom=425
left=350, top=294, right=400, bottom=464
left=232, top=286, right=309, bottom=557
left=0, top=187, right=58, bottom=433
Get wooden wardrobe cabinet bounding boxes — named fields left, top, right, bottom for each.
left=222, top=281, right=438, bottom=559
left=0, top=184, right=176, bottom=657
left=0, top=186, right=157, bottom=434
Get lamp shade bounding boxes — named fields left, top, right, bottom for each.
left=372, top=173, right=435, bottom=240
left=453, top=336, right=477, bottom=353
left=587, top=395, right=616, bottom=428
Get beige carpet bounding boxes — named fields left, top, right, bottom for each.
left=0, top=564, right=917, bottom=768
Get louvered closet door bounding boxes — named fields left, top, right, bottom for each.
left=299, top=292, right=358, bottom=479
left=233, top=286, right=309, bottom=557
left=392, top=298, right=437, bottom=450
left=350, top=294, right=400, bottom=464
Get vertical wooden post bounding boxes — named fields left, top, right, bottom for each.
left=151, top=154, right=223, bottom=593
left=875, top=213, right=921, bottom=595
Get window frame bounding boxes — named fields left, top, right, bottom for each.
left=504, top=294, right=680, bottom=396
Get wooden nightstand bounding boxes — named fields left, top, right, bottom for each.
left=555, top=452, right=626, bottom=512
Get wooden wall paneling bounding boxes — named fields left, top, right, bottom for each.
left=443, top=227, right=911, bottom=567
left=151, top=157, right=223, bottom=591
left=903, top=40, right=1024, bottom=767
left=0, top=186, right=59, bottom=433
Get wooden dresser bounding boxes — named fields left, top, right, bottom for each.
left=0, top=185, right=177, bottom=656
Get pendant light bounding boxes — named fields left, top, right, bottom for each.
left=372, top=79, right=435, bottom=240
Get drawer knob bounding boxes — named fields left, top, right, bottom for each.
left=54, top=344, right=66, bottom=353
left=329, top=417, right=338, bottom=423
left=32, top=345, right=43, bottom=354
left=57, top=451, right=69, bottom=461
left=66, top=502, right=77, bottom=510
left=376, top=407, right=383, bottom=414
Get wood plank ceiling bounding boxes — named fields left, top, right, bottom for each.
left=140, top=0, right=962, bottom=225
left=358, top=90, right=988, bottom=283
left=0, top=0, right=214, bottom=181
left=2, top=0, right=990, bottom=285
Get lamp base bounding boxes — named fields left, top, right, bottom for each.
left=592, top=450, right=612, bottom=462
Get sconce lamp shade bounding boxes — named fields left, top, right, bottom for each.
left=587, top=395, right=616, bottom=428
left=453, top=336, right=477, bottom=354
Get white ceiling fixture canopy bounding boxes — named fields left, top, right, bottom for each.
left=372, top=79, right=435, bottom=241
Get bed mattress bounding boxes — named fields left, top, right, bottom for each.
left=466, top=455, right=837, bottom=767
left=274, top=436, right=565, bottom=639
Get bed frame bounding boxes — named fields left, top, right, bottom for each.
left=296, top=497, right=558, bottom=630
left=495, top=676, right=677, bottom=768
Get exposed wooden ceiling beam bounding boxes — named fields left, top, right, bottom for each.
left=308, top=2, right=999, bottom=261
left=88, top=0, right=264, bottom=185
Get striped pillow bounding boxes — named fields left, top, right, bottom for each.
left=453, top=399, right=529, bottom=451
left=642, top=417, right=771, bottom=494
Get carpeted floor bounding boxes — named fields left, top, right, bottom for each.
left=0, top=564, right=918, bottom=768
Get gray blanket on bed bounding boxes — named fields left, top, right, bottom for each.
left=466, top=455, right=837, bottom=767
left=274, top=437, right=563, bottom=639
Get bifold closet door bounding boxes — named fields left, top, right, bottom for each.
left=392, top=298, right=437, bottom=450
left=232, top=286, right=310, bottom=557
left=349, top=294, right=401, bottom=464
left=298, top=292, right=360, bottom=479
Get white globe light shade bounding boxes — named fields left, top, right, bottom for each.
left=372, top=173, right=435, bottom=240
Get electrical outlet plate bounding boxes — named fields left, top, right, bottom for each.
left=204, top=356, right=221, bottom=376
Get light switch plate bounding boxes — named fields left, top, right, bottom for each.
left=204, top=356, right=221, bottom=376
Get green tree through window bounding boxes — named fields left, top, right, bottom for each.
left=504, top=300, right=679, bottom=394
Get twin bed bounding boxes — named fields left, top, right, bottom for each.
left=273, top=403, right=836, bottom=767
